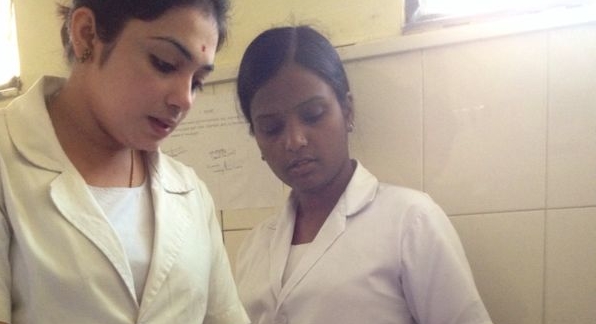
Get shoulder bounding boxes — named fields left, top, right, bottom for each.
left=358, top=182, right=458, bottom=248
left=346, top=162, right=448, bottom=228
left=1, top=76, right=66, bottom=161
left=374, top=185, right=463, bottom=250
left=375, top=183, right=445, bottom=218
left=377, top=183, right=432, bottom=203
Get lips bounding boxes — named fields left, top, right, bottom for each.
left=287, top=157, right=316, bottom=175
left=149, top=116, right=177, bottom=137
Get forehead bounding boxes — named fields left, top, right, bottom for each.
left=251, top=64, right=337, bottom=116
left=118, top=6, right=219, bottom=62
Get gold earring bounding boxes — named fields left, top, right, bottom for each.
left=347, top=122, right=354, bottom=132
left=78, top=48, right=92, bottom=63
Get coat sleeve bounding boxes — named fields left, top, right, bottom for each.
left=399, top=196, right=493, bottom=324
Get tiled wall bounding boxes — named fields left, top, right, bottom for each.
left=221, top=23, right=596, bottom=324
left=8, top=2, right=593, bottom=322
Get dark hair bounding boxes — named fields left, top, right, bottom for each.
left=58, top=0, right=230, bottom=64
left=236, top=26, right=351, bottom=133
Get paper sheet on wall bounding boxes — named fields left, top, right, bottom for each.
left=161, top=82, right=283, bottom=210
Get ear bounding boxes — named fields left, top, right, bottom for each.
left=70, top=7, right=98, bottom=62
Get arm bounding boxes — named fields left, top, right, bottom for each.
left=400, top=198, right=492, bottom=324
left=0, top=156, right=12, bottom=324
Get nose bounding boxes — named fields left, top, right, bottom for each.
left=284, top=120, right=308, bottom=152
left=166, top=77, right=194, bottom=113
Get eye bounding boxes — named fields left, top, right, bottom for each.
left=191, top=79, right=204, bottom=92
left=300, top=105, right=325, bottom=124
left=257, top=120, right=284, bottom=136
left=150, top=54, right=176, bottom=73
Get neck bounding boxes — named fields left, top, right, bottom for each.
left=291, top=159, right=356, bottom=244
left=47, top=85, right=144, bottom=188
left=293, top=159, right=356, bottom=217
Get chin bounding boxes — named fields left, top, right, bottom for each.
left=290, top=178, right=326, bottom=193
left=137, top=141, right=160, bottom=153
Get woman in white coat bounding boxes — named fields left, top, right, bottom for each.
left=0, top=1, right=248, bottom=323
left=235, top=25, right=493, bottom=324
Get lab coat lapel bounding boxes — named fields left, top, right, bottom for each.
left=273, top=162, right=376, bottom=306
left=138, top=153, right=192, bottom=313
left=276, top=204, right=347, bottom=306
left=50, top=172, right=137, bottom=300
left=268, top=202, right=295, bottom=299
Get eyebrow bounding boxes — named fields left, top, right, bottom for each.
left=295, top=96, right=326, bottom=109
left=254, top=96, right=326, bottom=120
left=150, top=36, right=214, bottom=72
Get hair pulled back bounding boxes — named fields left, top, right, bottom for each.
left=58, top=0, right=230, bottom=63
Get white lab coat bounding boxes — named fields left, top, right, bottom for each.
left=0, top=76, right=249, bottom=324
left=236, top=162, right=492, bottom=324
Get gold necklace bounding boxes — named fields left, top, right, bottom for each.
left=128, top=149, right=134, bottom=188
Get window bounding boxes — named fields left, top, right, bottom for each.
left=404, top=0, right=596, bottom=32
left=0, top=0, right=21, bottom=98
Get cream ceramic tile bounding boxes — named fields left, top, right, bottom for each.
left=217, top=211, right=222, bottom=227
left=222, top=207, right=278, bottom=230
left=423, top=33, right=548, bottom=215
left=545, top=207, right=596, bottom=324
left=450, top=211, right=545, bottom=324
left=547, top=25, right=596, bottom=208
left=345, top=51, right=424, bottom=190
left=223, top=229, right=252, bottom=277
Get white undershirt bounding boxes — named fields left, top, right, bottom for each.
left=88, top=180, right=154, bottom=303
left=282, top=243, right=310, bottom=285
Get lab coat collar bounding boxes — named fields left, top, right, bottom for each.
left=282, top=160, right=379, bottom=219
left=144, top=150, right=195, bottom=193
left=277, top=160, right=379, bottom=221
left=343, top=160, right=379, bottom=217
left=270, top=160, right=380, bottom=306
left=7, top=76, right=68, bottom=173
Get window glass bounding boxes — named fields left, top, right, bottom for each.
left=0, top=0, right=21, bottom=91
left=405, top=0, right=596, bottom=32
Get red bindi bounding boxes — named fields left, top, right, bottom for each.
left=201, top=45, right=206, bottom=52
